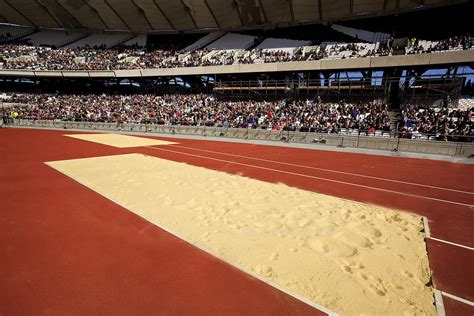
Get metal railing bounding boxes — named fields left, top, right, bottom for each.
left=8, top=119, right=474, bottom=158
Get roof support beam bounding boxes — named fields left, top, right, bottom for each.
left=83, top=0, right=109, bottom=29
left=383, top=0, right=388, bottom=11
left=257, top=0, right=268, bottom=24
left=181, top=0, right=198, bottom=29
left=152, top=0, right=175, bottom=30
left=35, top=0, right=62, bottom=28
left=104, top=0, right=132, bottom=30
left=317, top=0, right=323, bottom=21
left=233, top=1, right=244, bottom=27
left=349, top=0, right=353, bottom=13
left=55, top=0, right=85, bottom=29
left=204, top=0, right=220, bottom=29
left=4, top=0, right=37, bottom=27
left=131, top=0, right=154, bottom=30
left=288, top=0, right=295, bottom=22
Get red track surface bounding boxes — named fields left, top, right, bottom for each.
left=1, top=128, right=473, bottom=315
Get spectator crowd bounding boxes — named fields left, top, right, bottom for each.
left=399, top=104, right=473, bottom=141
left=0, top=34, right=471, bottom=71
left=5, top=93, right=391, bottom=133
left=406, top=35, right=472, bottom=55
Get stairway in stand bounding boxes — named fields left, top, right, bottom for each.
left=388, top=109, right=402, bottom=133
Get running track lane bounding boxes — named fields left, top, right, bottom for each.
left=0, top=129, right=323, bottom=315
left=427, top=239, right=474, bottom=301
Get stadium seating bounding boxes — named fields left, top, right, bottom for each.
left=0, top=25, right=34, bottom=42
left=184, top=31, right=225, bottom=51
left=5, top=93, right=393, bottom=134
left=205, top=33, right=256, bottom=50
left=121, top=34, right=147, bottom=48
left=331, top=24, right=390, bottom=44
left=23, top=30, right=86, bottom=48
left=64, top=32, right=134, bottom=49
left=256, top=38, right=311, bottom=50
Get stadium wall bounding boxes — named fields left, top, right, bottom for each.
left=10, top=120, right=474, bottom=158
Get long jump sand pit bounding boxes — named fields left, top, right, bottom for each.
left=47, top=153, right=435, bottom=315
left=65, top=133, right=178, bottom=148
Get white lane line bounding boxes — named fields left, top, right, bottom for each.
left=145, top=146, right=473, bottom=208
left=169, top=144, right=474, bottom=196
left=434, top=290, right=446, bottom=316
left=429, top=237, right=474, bottom=251
left=45, top=160, right=338, bottom=316
left=441, top=291, right=474, bottom=306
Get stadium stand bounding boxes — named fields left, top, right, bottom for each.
left=331, top=24, right=390, bottom=44
left=205, top=33, right=257, bottom=50
left=121, top=34, right=147, bottom=48
left=4, top=93, right=392, bottom=133
left=0, top=25, right=34, bottom=42
left=22, top=30, right=86, bottom=48
left=64, top=32, right=134, bottom=49
left=184, top=31, right=225, bottom=52
left=399, top=104, right=472, bottom=140
left=0, top=31, right=471, bottom=70
left=255, top=38, right=311, bottom=50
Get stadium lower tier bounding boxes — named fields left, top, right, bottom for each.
left=2, top=93, right=472, bottom=141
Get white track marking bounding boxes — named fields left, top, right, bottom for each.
left=423, top=216, right=431, bottom=238
left=145, top=146, right=473, bottom=208
left=434, top=290, right=446, bottom=316
left=441, top=291, right=474, bottom=306
left=429, top=237, right=474, bottom=251
left=169, top=144, right=474, bottom=195
left=46, top=161, right=338, bottom=316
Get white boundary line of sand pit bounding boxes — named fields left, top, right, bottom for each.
left=429, top=238, right=474, bottom=251
left=44, top=158, right=339, bottom=316
left=434, top=290, right=446, bottom=316
left=169, top=144, right=474, bottom=195
left=441, top=291, right=474, bottom=306
left=144, top=146, right=473, bottom=208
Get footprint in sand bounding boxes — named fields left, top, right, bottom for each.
left=306, top=236, right=357, bottom=258
left=348, top=222, right=382, bottom=240
left=402, top=270, right=414, bottom=278
left=334, top=230, right=372, bottom=248
left=252, top=264, right=275, bottom=278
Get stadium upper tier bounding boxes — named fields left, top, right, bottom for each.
left=0, top=31, right=472, bottom=71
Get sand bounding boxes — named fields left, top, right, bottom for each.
left=65, top=133, right=178, bottom=148
left=47, top=153, right=435, bottom=315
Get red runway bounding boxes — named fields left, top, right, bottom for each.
left=1, top=128, right=473, bottom=315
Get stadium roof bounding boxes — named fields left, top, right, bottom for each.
left=0, top=0, right=468, bottom=33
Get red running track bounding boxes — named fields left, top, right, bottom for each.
left=1, top=128, right=473, bottom=314
left=0, top=129, right=322, bottom=315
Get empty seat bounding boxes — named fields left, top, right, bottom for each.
left=24, top=30, right=85, bottom=47
left=205, top=33, right=256, bottom=50
left=256, top=38, right=311, bottom=49
left=65, top=32, right=133, bottom=49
